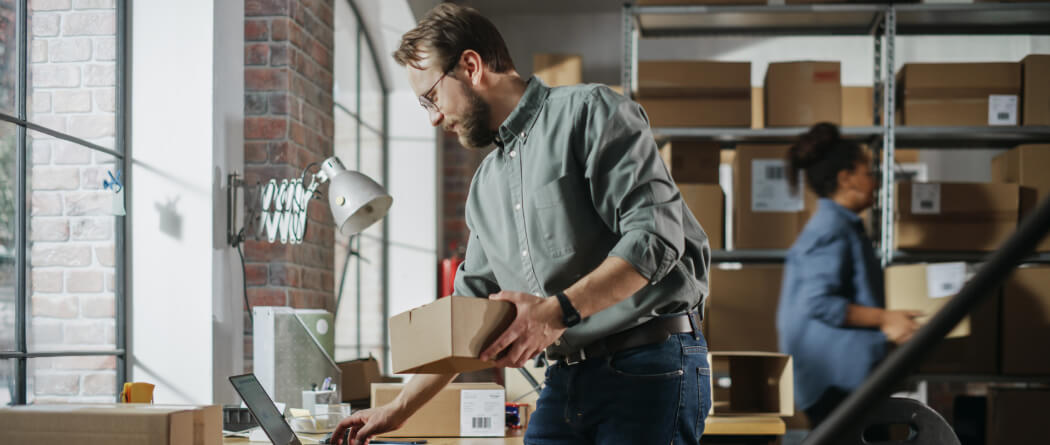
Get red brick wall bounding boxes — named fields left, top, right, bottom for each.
left=243, top=0, right=336, bottom=368
left=440, top=132, right=492, bottom=262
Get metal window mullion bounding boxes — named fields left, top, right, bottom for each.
left=0, top=350, right=126, bottom=359
left=0, top=113, right=124, bottom=159
left=14, top=0, right=28, bottom=406
left=114, top=0, right=129, bottom=399
left=380, top=85, right=389, bottom=372
left=355, top=25, right=363, bottom=360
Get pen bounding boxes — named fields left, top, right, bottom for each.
left=321, top=376, right=332, bottom=391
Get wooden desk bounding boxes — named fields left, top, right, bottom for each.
left=222, top=416, right=784, bottom=444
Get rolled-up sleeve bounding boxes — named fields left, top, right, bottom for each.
left=578, top=87, right=685, bottom=284
left=799, top=235, right=852, bottom=327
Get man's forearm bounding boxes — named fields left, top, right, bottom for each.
left=392, top=373, right=458, bottom=416
left=560, top=256, right=649, bottom=320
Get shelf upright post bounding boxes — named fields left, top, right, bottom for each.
left=622, top=3, right=637, bottom=100
left=879, top=6, right=897, bottom=266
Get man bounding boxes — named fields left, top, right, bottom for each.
left=333, top=4, right=711, bottom=445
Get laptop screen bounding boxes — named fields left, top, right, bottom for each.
left=230, top=374, right=300, bottom=445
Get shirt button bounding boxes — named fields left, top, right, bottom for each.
left=521, top=250, right=528, bottom=257
left=554, top=339, right=561, bottom=346
left=519, top=132, right=525, bottom=139
left=515, top=203, right=521, bottom=210
left=509, top=150, right=517, bottom=158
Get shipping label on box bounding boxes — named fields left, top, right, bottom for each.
left=926, top=262, right=966, bottom=299
left=988, top=94, right=1019, bottom=126
left=911, top=183, right=941, bottom=214
left=751, top=159, right=804, bottom=212
left=459, top=389, right=505, bottom=437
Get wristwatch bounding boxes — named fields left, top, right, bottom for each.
left=555, top=291, right=581, bottom=328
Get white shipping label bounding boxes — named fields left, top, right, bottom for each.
left=988, top=95, right=1018, bottom=126
left=926, top=262, right=967, bottom=299
left=911, top=183, right=941, bottom=215
left=751, top=159, right=804, bottom=212
left=460, top=389, right=505, bottom=437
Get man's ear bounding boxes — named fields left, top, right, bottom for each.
left=460, top=49, right=484, bottom=86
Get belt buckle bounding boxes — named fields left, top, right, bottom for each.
left=564, top=349, right=586, bottom=366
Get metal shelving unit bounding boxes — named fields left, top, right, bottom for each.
left=623, top=2, right=1050, bottom=265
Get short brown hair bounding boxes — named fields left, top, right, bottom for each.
left=393, top=3, right=515, bottom=74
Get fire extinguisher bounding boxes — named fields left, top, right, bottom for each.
left=439, top=242, right=464, bottom=299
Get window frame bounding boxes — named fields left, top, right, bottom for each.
left=0, top=0, right=129, bottom=405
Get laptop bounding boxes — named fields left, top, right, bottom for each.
left=229, top=373, right=303, bottom=445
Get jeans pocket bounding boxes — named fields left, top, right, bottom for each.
left=696, top=366, right=712, bottom=437
left=605, top=337, right=684, bottom=379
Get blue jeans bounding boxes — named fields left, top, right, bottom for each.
left=524, top=331, right=712, bottom=445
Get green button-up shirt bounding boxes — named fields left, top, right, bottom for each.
left=453, top=77, right=711, bottom=356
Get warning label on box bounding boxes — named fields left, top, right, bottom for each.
left=752, top=159, right=804, bottom=212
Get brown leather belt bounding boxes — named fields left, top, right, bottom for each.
left=547, top=310, right=701, bottom=366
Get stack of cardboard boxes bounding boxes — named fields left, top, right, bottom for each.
left=635, top=61, right=752, bottom=128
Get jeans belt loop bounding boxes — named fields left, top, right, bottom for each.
left=688, top=310, right=699, bottom=340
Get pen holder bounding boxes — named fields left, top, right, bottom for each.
left=302, top=389, right=338, bottom=415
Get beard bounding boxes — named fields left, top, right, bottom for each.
left=449, top=80, right=496, bottom=150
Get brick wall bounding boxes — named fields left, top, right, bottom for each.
left=440, top=131, right=491, bottom=261
left=26, top=0, right=119, bottom=403
left=243, top=0, right=336, bottom=371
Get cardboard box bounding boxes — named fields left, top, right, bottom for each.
left=1022, top=54, right=1050, bottom=125
left=372, top=383, right=505, bottom=437
left=709, top=352, right=794, bottom=417
left=660, top=140, right=721, bottom=184
left=765, top=61, right=841, bottom=127
left=751, top=87, right=764, bottom=129
left=842, top=86, right=875, bottom=127
left=897, top=63, right=1021, bottom=126
left=733, top=144, right=818, bottom=249
left=638, top=97, right=751, bottom=127
left=635, top=61, right=750, bottom=98
left=986, top=388, right=1050, bottom=445
left=885, top=263, right=971, bottom=339
left=1002, top=266, right=1050, bottom=375
left=339, top=357, right=382, bottom=402
left=894, top=182, right=1019, bottom=252
left=533, top=54, right=581, bottom=87
left=679, top=184, right=725, bottom=250
left=883, top=262, right=1000, bottom=375
left=991, top=144, right=1050, bottom=252
left=389, top=296, right=514, bottom=374
left=706, top=265, right=783, bottom=352
left=0, top=404, right=217, bottom=445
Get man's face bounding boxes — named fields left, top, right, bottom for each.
left=408, top=55, right=495, bottom=150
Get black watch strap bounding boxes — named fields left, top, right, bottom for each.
left=555, top=291, right=581, bottom=328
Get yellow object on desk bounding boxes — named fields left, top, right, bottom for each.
left=120, top=381, right=155, bottom=403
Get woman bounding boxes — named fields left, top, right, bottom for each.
left=776, top=123, right=921, bottom=428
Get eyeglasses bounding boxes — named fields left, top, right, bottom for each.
left=418, top=70, right=450, bottom=114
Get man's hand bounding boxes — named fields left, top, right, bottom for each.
left=332, top=404, right=407, bottom=445
left=881, top=310, right=922, bottom=345
left=481, top=291, right=567, bottom=368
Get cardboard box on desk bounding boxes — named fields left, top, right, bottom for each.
left=709, top=352, right=794, bottom=417
left=1001, top=266, right=1050, bottom=375
left=895, top=182, right=1019, bottom=252
left=765, top=61, right=841, bottom=127
left=678, top=183, right=725, bottom=250
left=372, top=383, right=505, bottom=437
left=897, top=62, right=1021, bottom=126
left=991, top=144, right=1050, bottom=252
left=1022, top=54, right=1050, bottom=125
left=389, top=296, right=514, bottom=374
left=706, top=265, right=783, bottom=352
left=0, top=404, right=220, bottom=445
left=661, top=140, right=721, bottom=184
left=733, top=144, right=818, bottom=250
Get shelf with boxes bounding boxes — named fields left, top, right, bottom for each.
left=623, top=2, right=1050, bottom=266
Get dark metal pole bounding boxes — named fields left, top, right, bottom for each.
left=14, top=0, right=28, bottom=406
left=804, top=194, right=1050, bottom=445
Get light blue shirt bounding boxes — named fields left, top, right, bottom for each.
left=777, top=198, right=888, bottom=410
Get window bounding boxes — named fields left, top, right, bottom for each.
left=332, top=0, right=388, bottom=366
left=0, top=0, right=126, bottom=405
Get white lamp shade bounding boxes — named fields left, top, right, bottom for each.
left=320, top=157, right=393, bottom=235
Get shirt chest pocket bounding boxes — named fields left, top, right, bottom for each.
left=531, top=175, right=585, bottom=258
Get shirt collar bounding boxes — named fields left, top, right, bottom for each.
left=819, top=198, right=862, bottom=225
left=497, top=76, right=549, bottom=150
